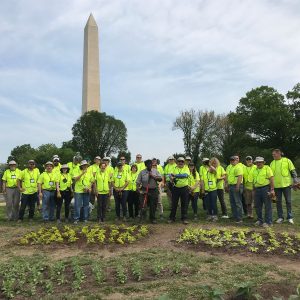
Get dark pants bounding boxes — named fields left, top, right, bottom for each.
left=188, top=192, right=199, bottom=215
left=255, top=186, right=272, bottom=224
left=139, top=188, right=159, bottom=221
left=204, top=190, right=218, bottom=216
left=275, top=187, right=292, bottom=220
left=19, top=193, right=37, bottom=220
left=128, top=190, right=140, bottom=218
left=240, top=187, right=247, bottom=215
left=113, top=190, right=128, bottom=218
left=217, top=189, right=227, bottom=215
left=97, top=194, right=108, bottom=221
left=229, top=185, right=243, bottom=221
left=169, top=186, right=189, bottom=221
left=56, top=190, right=72, bottom=220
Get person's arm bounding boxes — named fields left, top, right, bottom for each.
left=2, top=180, right=6, bottom=195
left=74, top=169, right=86, bottom=182
left=236, top=175, right=242, bottom=192
left=38, top=183, right=43, bottom=201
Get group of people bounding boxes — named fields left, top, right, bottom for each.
left=1, top=149, right=299, bottom=226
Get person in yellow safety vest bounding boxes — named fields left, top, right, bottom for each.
left=163, top=156, right=177, bottom=209
left=210, top=157, right=229, bottom=218
left=67, top=155, right=82, bottom=178
left=243, top=156, right=256, bottom=219
left=73, top=160, right=93, bottom=224
left=17, top=160, right=40, bottom=222
left=168, top=157, right=190, bottom=224
left=52, top=155, right=61, bottom=177
left=88, top=156, right=101, bottom=205
left=234, top=155, right=247, bottom=216
left=270, top=149, right=298, bottom=224
left=134, top=154, right=146, bottom=173
left=127, top=164, right=139, bottom=219
left=117, top=156, right=131, bottom=175
left=200, top=158, right=219, bottom=221
left=112, top=161, right=129, bottom=221
left=38, top=161, right=59, bottom=222
left=199, top=158, right=210, bottom=210
left=152, top=158, right=164, bottom=219
left=250, top=156, right=275, bottom=227
left=225, top=156, right=244, bottom=223
left=2, top=160, right=21, bottom=221
left=185, top=156, right=192, bottom=166
left=56, top=164, right=73, bottom=222
left=102, top=157, right=114, bottom=212
left=94, top=162, right=112, bottom=223
left=187, top=162, right=200, bottom=220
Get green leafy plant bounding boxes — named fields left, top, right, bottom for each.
left=202, top=285, right=225, bottom=300
left=92, top=263, right=105, bottom=284
left=131, top=261, right=143, bottom=281
left=115, top=265, right=127, bottom=284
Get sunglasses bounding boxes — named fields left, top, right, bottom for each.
left=120, top=158, right=125, bottom=160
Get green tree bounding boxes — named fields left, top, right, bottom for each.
left=72, top=111, right=128, bottom=160
left=8, top=144, right=36, bottom=169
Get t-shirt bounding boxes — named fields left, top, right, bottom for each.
left=105, top=165, right=115, bottom=178
left=52, top=163, right=61, bottom=177
left=188, top=171, right=200, bottom=192
left=135, top=162, right=146, bottom=173
left=243, top=165, right=256, bottom=190
left=157, top=165, right=164, bottom=176
left=164, top=163, right=177, bottom=182
left=58, top=173, right=72, bottom=191
left=88, top=164, right=100, bottom=177
left=18, top=168, right=40, bottom=195
left=2, top=168, right=22, bottom=188
left=112, top=168, right=129, bottom=189
left=216, top=165, right=226, bottom=190
left=67, top=162, right=81, bottom=178
left=128, top=171, right=139, bottom=191
left=201, top=167, right=217, bottom=192
left=73, top=168, right=93, bottom=193
left=38, top=171, right=59, bottom=191
left=226, top=164, right=243, bottom=185
left=250, top=165, right=274, bottom=188
left=95, top=171, right=111, bottom=194
left=173, top=166, right=190, bottom=188
left=270, top=158, right=295, bottom=188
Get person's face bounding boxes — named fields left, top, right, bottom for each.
left=9, top=165, right=16, bottom=171
left=203, top=160, right=209, bottom=166
left=53, top=160, right=59, bottom=166
left=136, top=155, right=142, bottom=162
left=120, top=157, right=126, bottom=165
left=272, top=151, right=281, bottom=160
left=100, top=163, right=106, bottom=171
left=81, top=165, right=88, bottom=171
left=230, top=159, right=237, bottom=166
left=246, top=159, right=253, bottom=166
left=94, top=158, right=101, bottom=165
left=152, top=160, right=157, bottom=167
left=62, top=168, right=68, bottom=174
left=256, top=161, right=264, bottom=169
left=118, top=165, right=123, bottom=170
left=74, top=159, right=80, bottom=165
left=189, top=165, right=194, bottom=172
left=169, top=159, right=175, bottom=164
left=132, top=166, right=137, bottom=173
left=46, top=164, right=53, bottom=172
left=185, top=159, right=191, bottom=165
left=103, top=160, right=109, bottom=166
left=178, top=160, right=185, bottom=167
left=211, top=161, right=217, bottom=168
left=235, top=156, right=240, bottom=162
left=28, top=162, right=35, bottom=169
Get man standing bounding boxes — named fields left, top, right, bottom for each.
left=52, top=155, right=61, bottom=177
left=88, top=156, right=101, bottom=205
left=199, top=158, right=210, bottom=210
left=136, top=159, right=162, bottom=223
left=135, top=154, right=146, bottom=173
left=226, top=156, right=244, bottom=223
left=17, top=160, right=40, bottom=222
left=168, top=157, right=190, bottom=224
left=103, top=157, right=114, bottom=212
left=2, top=161, right=21, bottom=221
left=67, top=155, right=82, bottom=178
left=235, top=155, right=247, bottom=216
left=251, top=157, right=275, bottom=227
left=152, top=158, right=164, bottom=219
left=243, top=156, right=256, bottom=218
left=118, top=156, right=131, bottom=174
left=270, top=149, right=298, bottom=224
left=163, top=156, right=176, bottom=209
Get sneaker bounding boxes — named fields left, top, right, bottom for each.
left=235, top=220, right=243, bottom=224
left=212, top=216, right=218, bottom=222
left=288, top=218, right=294, bottom=225
left=182, top=220, right=189, bottom=225
left=255, top=221, right=262, bottom=226
left=221, top=215, right=229, bottom=219
left=276, top=218, right=284, bottom=224
left=262, top=223, right=269, bottom=228
left=74, top=220, right=78, bottom=224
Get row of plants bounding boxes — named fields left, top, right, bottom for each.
left=19, top=224, right=149, bottom=245
left=0, top=256, right=194, bottom=299
left=177, top=227, right=300, bottom=257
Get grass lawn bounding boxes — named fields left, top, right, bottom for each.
left=0, top=191, right=299, bottom=299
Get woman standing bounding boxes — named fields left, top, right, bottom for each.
left=56, top=164, right=73, bottom=222
left=188, top=163, right=200, bottom=220
left=127, top=164, right=139, bottom=219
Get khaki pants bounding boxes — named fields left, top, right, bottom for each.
left=244, top=188, right=254, bottom=217
left=5, top=187, right=20, bottom=221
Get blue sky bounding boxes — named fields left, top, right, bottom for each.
left=1, top=0, right=300, bottom=163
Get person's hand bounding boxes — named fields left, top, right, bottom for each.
left=235, top=186, right=240, bottom=193
left=57, top=191, right=62, bottom=198
left=19, top=188, right=25, bottom=193
left=225, top=186, right=229, bottom=193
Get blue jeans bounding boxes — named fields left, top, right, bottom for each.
left=113, top=190, right=128, bottom=218
left=189, top=192, right=199, bottom=215
left=255, top=186, right=272, bottom=224
left=275, top=187, right=292, bottom=219
left=42, top=190, right=55, bottom=221
left=204, top=190, right=218, bottom=216
left=229, top=185, right=243, bottom=221
left=74, top=192, right=90, bottom=221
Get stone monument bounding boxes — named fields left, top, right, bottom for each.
left=82, top=14, right=100, bottom=114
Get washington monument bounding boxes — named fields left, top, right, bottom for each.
left=82, top=14, right=100, bottom=114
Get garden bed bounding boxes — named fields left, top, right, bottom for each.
left=176, top=227, right=300, bottom=259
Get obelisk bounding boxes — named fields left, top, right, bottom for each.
left=82, top=14, right=100, bottom=114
